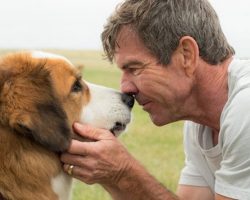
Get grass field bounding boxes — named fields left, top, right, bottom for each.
left=0, top=49, right=185, bottom=199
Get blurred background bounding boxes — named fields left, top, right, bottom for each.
left=0, top=0, right=249, bottom=199
left=0, top=0, right=249, bottom=57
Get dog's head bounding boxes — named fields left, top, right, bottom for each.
left=0, top=51, right=134, bottom=152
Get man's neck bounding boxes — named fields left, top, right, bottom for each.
left=191, top=57, right=233, bottom=131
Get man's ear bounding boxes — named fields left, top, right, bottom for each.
left=178, top=36, right=199, bottom=77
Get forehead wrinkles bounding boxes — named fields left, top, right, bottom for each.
left=115, top=27, right=154, bottom=67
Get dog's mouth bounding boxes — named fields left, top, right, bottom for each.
left=110, top=122, right=127, bottom=137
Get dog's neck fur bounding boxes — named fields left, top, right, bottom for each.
left=0, top=129, right=69, bottom=200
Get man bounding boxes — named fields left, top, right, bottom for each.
left=61, top=0, right=250, bottom=199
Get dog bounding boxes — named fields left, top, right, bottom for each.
left=0, top=51, right=134, bottom=200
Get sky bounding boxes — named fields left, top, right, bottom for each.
left=0, top=0, right=250, bottom=58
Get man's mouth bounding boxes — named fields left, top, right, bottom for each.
left=142, top=102, right=152, bottom=111
left=137, top=100, right=152, bottom=110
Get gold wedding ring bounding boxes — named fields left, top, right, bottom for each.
left=67, top=164, right=74, bottom=175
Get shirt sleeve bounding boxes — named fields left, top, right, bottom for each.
left=179, top=122, right=209, bottom=187
left=216, top=86, right=250, bottom=199
left=179, top=158, right=209, bottom=187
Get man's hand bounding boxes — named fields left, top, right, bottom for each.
left=60, top=122, right=134, bottom=185
left=61, top=123, right=178, bottom=200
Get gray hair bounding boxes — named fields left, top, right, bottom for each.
left=101, top=0, right=235, bottom=65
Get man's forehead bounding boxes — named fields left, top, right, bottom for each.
left=114, top=26, right=152, bottom=58
left=115, top=26, right=139, bottom=48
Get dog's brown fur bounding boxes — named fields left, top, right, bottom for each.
left=0, top=52, right=90, bottom=200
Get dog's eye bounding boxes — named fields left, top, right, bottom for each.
left=71, top=79, right=82, bottom=93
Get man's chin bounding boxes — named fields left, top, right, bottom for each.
left=149, top=114, right=167, bottom=126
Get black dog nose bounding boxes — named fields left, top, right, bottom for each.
left=121, top=93, right=135, bottom=109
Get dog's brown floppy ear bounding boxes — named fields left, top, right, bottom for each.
left=76, top=64, right=84, bottom=73
left=10, top=100, right=71, bottom=152
left=0, top=60, right=72, bottom=152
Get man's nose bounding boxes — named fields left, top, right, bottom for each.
left=120, top=74, right=138, bottom=95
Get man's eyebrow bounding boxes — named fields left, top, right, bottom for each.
left=121, top=61, right=145, bottom=70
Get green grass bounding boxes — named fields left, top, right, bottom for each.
left=0, top=49, right=185, bottom=199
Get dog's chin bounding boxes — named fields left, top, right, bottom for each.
left=110, top=130, right=123, bottom=137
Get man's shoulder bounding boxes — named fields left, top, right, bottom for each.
left=228, top=58, right=250, bottom=84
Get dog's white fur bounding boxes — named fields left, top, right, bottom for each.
left=52, top=173, right=73, bottom=200
left=32, top=51, right=72, bottom=65
left=82, top=82, right=131, bottom=136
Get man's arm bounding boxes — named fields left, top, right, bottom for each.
left=102, top=159, right=178, bottom=200
left=103, top=174, right=234, bottom=200
left=61, top=124, right=178, bottom=200
left=61, top=124, right=233, bottom=200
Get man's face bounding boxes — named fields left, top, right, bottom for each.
left=114, top=26, right=193, bottom=126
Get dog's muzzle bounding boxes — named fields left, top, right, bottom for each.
left=110, top=94, right=134, bottom=136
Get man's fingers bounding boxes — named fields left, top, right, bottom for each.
left=61, top=154, right=93, bottom=171
left=63, top=164, right=91, bottom=181
left=66, top=139, right=92, bottom=155
left=61, top=153, right=84, bottom=168
left=62, top=155, right=97, bottom=184
left=73, top=122, right=113, bottom=140
left=65, top=123, right=114, bottom=156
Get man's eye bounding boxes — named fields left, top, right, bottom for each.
left=71, top=79, right=82, bottom=92
left=128, top=68, right=143, bottom=75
